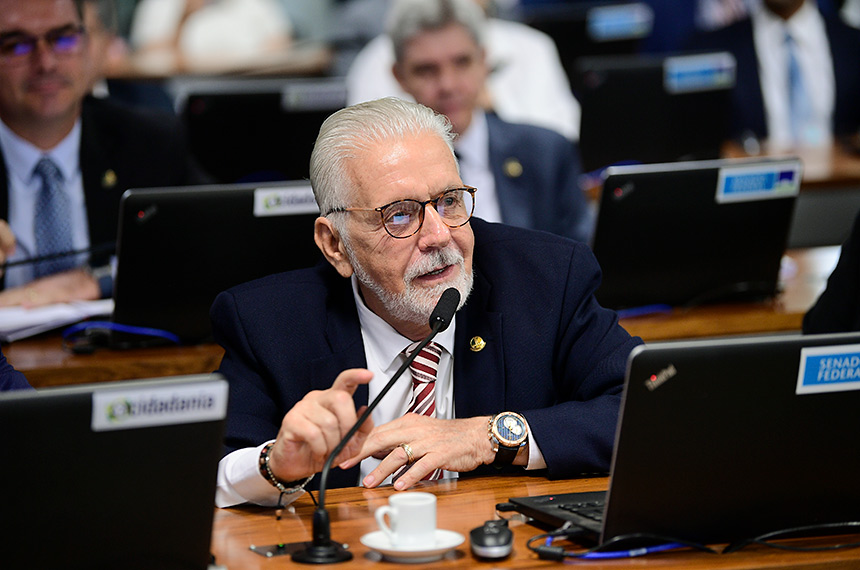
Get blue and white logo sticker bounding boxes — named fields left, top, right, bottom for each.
left=587, top=2, right=653, bottom=42
left=796, top=344, right=860, bottom=395
left=664, top=52, right=736, bottom=94
left=92, top=379, right=228, bottom=431
left=716, top=162, right=801, bottom=204
left=254, top=185, right=319, bottom=217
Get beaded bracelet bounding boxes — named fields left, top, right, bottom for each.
left=258, top=441, right=314, bottom=494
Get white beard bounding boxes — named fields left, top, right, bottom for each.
left=349, top=245, right=473, bottom=326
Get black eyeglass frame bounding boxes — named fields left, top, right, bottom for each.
left=0, top=24, right=87, bottom=61
left=325, top=186, right=477, bottom=239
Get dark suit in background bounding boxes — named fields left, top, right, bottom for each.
left=211, top=219, right=641, bottom=491
left=0, top=96, right=210, bottom=288
left=685, top=12, right=860, bottom=142
left=486, top=113, right=592, bottom=243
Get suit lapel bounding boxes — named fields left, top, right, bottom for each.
left=734, top=21, right=767, bottom=137
left=453, top=263, right=507, bottom=418
left=309, top=272, right=370, bottom=407
left=486, top=114, right=531, bottom=229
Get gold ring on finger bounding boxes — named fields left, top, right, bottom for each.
left=398, top=442, right=415, bottom=465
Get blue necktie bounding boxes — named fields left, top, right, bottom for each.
left=785, top=31, right=813, bottom=145
left=33, top=157, right=75, bottom=277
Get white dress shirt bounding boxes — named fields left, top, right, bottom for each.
left=216, top=275, right=546, bottom=508
left=454, top=110, right=502, bottom=224
left=0, top=119, right=90, bottom=287
left=345, top=18, right=581, bottom=141
left=752, top=0, right=834, bottom=150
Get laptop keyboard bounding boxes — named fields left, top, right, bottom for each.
left=558, top=499, right=606, bottom=522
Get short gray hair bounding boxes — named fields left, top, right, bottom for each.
left=387, top=0, right=487, bottom=63
left=309, top=97, right=457, bottom=235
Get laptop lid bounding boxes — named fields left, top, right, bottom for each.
left=0, top=374, right=228, bottom=569
left=174, top=76, right=346, bottom=183
left=574, top=51, right=735, bottom=172
left=509, top=332, right=860, bottom=545
left=112, top=181, right=321, bottom=344
left=592, top=157, right=801, bottom=310
left=601, top=332, right=860, bottom=545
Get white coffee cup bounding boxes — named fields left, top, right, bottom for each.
left=374, top=491, right=437, bottom=549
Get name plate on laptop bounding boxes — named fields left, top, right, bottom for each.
left=716, top=162, right=801, bottom=204
left=797, top=344, right=860, bottom=395
left=253, top=185, right=319, bottom=217
left=91, top=379, right=228, bottom=431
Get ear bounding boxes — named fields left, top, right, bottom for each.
left=314, top=217, right=354, bottom=278
left=392, top=62, right=407, bottom=91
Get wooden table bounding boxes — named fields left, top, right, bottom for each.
left=3, top=336, right=223, bottom=388
left=5, top=247, right=840, bottom=387
left=618, top=246, right=840, bottom=341
left=211, top=475, right=860, bottom=569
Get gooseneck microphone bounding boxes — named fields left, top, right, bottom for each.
left=291, top=287, right=461, bottom=564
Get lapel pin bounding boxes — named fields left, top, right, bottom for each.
left=101, top=169, right=117, bottom=188
left=469, top=336, right=486, bottom=352
left=503, top=158, right=523, bottom=178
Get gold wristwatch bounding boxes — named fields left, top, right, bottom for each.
left=488, top=411, right=528, bottom=466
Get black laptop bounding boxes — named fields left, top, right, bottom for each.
left=574, top=50, right=735, bottom=171
left=591, top=157, right=801, bottom=310
left=509, top=332, right=860, bottom=546
left=175, top=76, right=347, bottom=183
left=0, top=374, right=228, bottom=569
left=112, top=181, right=322, bottom=344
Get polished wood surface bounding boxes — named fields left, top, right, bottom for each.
left=722, top=141, right=860, bottom=190
left=211, top=475, right=860, bottom=569
left=618, top=246, right=840, bottom=341
left=3, top=335, right=223, bottom=388
left=5, top=247, right=840, bottom=386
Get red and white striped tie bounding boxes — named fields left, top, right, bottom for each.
left=394, top=341, right=443, bottom=481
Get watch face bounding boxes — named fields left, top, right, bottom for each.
left=495, top=413, right=526, bottom=446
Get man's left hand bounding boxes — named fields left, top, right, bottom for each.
left=0, top=268, right=100, bottom=308
left=339, top=414, right=501, bottom=490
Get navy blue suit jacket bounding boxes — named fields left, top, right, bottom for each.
left=686, top=13, right=860, bottom=142
left=486, top=113, right=593, bottom=243
left=211, top=219, right=641, bottom=491
left=0, top=96, right=210, bottom=288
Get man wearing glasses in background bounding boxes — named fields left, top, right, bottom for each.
left=213, top=97, right=641, bottom=508
left=0, top=0, right=207, bottom=307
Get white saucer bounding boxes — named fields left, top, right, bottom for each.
left=360, top=529, right=465, bottom=563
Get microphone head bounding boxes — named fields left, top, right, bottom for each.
left=429, top=287, right=460, bottom=332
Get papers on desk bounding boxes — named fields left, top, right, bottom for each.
left=0, top=299, right=114, bottom=342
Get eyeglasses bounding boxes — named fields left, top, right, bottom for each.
left=0, top=25, right=86, bottom=64
left=327, top=186, right=476, bottom=239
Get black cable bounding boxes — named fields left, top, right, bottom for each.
left=723, top=521, right=860, bottom=554
left=526, top=528, right=717, bottom=560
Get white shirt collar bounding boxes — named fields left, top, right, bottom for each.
left=350, top=275, right=456, bottom=371
left=753, top=0, right=821, bottom=42
left=0, top=118, right=81, bottom=183
left=453, top=109, right=489, bottom=170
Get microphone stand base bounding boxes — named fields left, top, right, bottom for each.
left=291, top=541, right=353, bottom=564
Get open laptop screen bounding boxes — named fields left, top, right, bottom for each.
left=0, top=374, right=228, bottom=569
left=113, top=181, right=321, bottom=344
left=510, top=332, right=860, bottom=546
left=592, top=157, right=801, bottom=310
left=574, top=51, right=735, bottom=172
